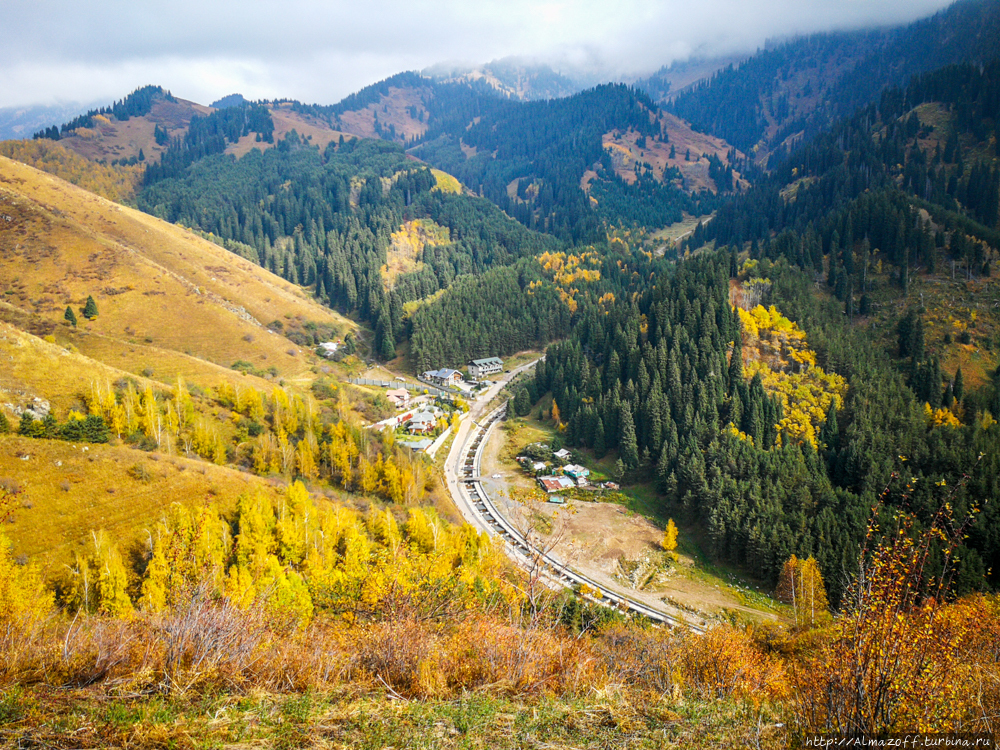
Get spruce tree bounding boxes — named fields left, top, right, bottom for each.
left=83, top=295, right=98, bottom=320
left=593, top=417, right=606, bottom=458
left=619, top=405, right=638, bottom=468
left=64, top=306, right=77, bottom=327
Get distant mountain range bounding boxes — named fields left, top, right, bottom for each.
left=0, top=101, right=103, bottom=141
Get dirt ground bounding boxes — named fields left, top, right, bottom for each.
left=479, top=422, right=782, bottom=626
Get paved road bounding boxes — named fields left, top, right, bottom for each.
left=442, top=358, right=703, bottom=631
left=443, top=358, right=541, bottom=536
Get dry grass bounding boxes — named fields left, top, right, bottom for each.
left=226, top=106, right=355, bottom=159
left=0, top=155, right=356, bottom=401
left=336, top=86, right=430, bottom=142
left=55, top=96, right=212, bottom=166
left=598, top=112, right=745, bottom=196
left=382, top=219, right=450, bottom=289
left=0, top=435, right=284, bottom=574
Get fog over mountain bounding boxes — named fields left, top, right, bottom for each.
left=4, top=0, right=954, bottom=110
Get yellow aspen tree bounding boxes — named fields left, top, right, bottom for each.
left=247, top=388, right=266, bottom=422
left=254, top=432, right=275, bottom=474
left=0, top=531, right=53, bottom=621
left=92, top=530, right=133, bottom=617
left=359, top=456, right=379, bottom=494
left=139, top=537, right=169, bottom=612
left=65, top=552, right=93, bottom=612
left=798, top=556, right=830, bottom=626
left=381, top=458, right=404, bottom=504
left=776, top=554, right=829, bottom=627
left=212, top=430, right=227, bottom=465
left=224, top=563, right=256, bottom=609
left=296, top=438, right=318, bottom=481
left=232, top=493, right=277, bottom=575
left=662, top=518, right=679, bottom=560
left=405, top=507, right=436, bottom=553
left=776, top=554, right=801, bottom=624
left=140, top=385, right=158, bottom=438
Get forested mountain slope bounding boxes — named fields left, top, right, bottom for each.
left=138, top=130, right=561, bottom=359
left=665, top=0, right=1000, bottom=161
left=292, top=76, right=742, bottom=240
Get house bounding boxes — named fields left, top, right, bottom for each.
left=532, top=461, right=547, bottom=473
left=553, top=448, right=571, bottom=461
left=562, top=464, right=590, bottom=480
left=317, top=341, right=339, bottom=359
left=538, top=475, right=575, bottom=493
left=385, top=388, right=410, bottom=410
left=468, top=357, right=503, bottom=380
left=422, top=368, right=463, bottom=387
left=407, top=412, right=437, bottom=434
left=402, top=437, right=433, bottom=452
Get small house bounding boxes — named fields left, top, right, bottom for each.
left=407, top=412, right=437, bottom=434
left=562, top=464, right=590, bottom=480
left=385, top=388, right=410, bottom=410
left=532, top=461, right=547, bottom=473
left=422, top=368, right=463, bottom=387
left=553, top=448, right=571, bottom=461
left=468, top=357, right=504, bottom=380
left=403, top=437, right=434, bottom=452
left=538, top=475, right=575, bottom=493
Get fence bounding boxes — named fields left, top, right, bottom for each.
left=348, top=377, right=455, bottom=399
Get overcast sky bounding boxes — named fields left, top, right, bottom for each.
left=2, top=0, right=957, bottom=110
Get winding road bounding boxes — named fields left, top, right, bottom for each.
left=443, top=360, right=704, bottom=631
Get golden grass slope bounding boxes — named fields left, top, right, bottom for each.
left=55, top=96, right=212, bottom=166
left=0, top=434, right=285, bottom=574
left=0, top=155, right=355, bottom=402
left=336, top=86, right=430, bottom=142
left=226, top=106, right=357, bottom=159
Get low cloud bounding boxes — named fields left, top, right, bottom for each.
left=2, top=0, right=956, bottom=109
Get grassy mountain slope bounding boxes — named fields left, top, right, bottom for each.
left=55, top=93, right=211, bottom=166
left=0, top=154, right=353, bottom=397
left=0, top=434, right=286, bottom=574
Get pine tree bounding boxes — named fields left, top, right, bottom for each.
left=514, top=387, right=531, bottom=416
left=64, top=306, right=77, bottom=327
left=619, top=405, right=638, bottom=468
left=593, top=417, right=606, bottom=458
left=83, top=295, right=98, bottom=320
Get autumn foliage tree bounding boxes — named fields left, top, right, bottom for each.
left=662, top=518, right=679, bottom=561
left=791, top=480, right=994, bottom=735
left=775, top=555, right=829, bottom=628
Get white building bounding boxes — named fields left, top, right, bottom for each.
left=468, top=357, right=503, bottom=380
